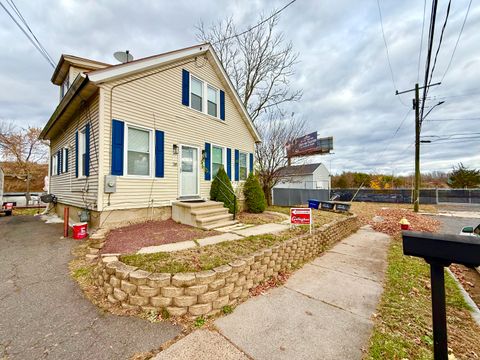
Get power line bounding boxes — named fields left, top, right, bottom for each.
left=440, top=0, right=473, bottom=82
left=417, top=0, right=427, bottom=82
left=0, top=1, right=55, bottom=68
left=427, top=0, right=451, bottom=90
left=5, top=0, right=54, bottom=65
left=212, top=0, right=298, bottom=44
left=419, top=0, right=439, bottom=124
left=424, top=117, right=480, bottom=122
left=376, top=0, right=409, bottom=108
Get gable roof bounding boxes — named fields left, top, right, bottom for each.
left=277, top=163, right=325, bottom=177
left=42, top=44, right=261, bottom=143
left=51, top=54, right=110, bottom=85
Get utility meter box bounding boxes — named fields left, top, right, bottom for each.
left=104, top=175, right=117, bottom=193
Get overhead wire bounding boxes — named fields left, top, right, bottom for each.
left=419, top=0, right=439, bottom=124
left=0, top=0, right=55, bottom=68
left=440, top=0, right=473, bottom=82
left=426, top=0, right=451, bottom=90
left=212, top=0, right=298, bottom=44
left=376, top=0, right=410, bottom=108
left=5, top=0, right=55, bottom=65
left=417, top=0, right=427, bottom=82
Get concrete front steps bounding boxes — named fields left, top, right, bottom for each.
left=172, top=200, right=238, bottom=230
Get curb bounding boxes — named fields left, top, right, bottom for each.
left=446, top=268, right=480, bottom=326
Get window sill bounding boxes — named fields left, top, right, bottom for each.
left=185, top=105, right=225, bottom=123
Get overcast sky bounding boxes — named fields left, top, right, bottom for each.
left=1, top=0, right=479, bottom=175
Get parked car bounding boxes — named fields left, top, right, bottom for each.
left=459, top=224, right=480, bottom=237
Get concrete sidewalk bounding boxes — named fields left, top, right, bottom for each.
left=154, top=226, right=390, bottom=360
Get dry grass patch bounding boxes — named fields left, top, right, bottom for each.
left=121, top=229, right=307, bottom=273
left=266, top=205, right=347, bottom=226
left=237, top=211, right=286, bottom=225
left=366, top=236, right=480, bottom=359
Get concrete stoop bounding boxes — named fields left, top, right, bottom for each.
left=172, top=200, right=238, bottom=230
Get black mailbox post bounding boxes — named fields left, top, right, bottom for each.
left=402, top=231, right=480, bottom=360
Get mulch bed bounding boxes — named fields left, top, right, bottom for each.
left=100, top=219, right=219, bottom=255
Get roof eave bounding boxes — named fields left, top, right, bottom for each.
left=40, top=74, right=90, bottom=140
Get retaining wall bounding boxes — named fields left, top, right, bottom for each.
left=91, top=215, right=360, bottom=318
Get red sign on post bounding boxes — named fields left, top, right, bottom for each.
left=290, top=208, right=312, bottom=224
left=290, top=208, right=313, bottom=233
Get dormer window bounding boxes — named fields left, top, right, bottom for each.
left=60, top=77, right=70, bottom=99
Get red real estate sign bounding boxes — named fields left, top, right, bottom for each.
left=290, top=208, right=312, bottom=225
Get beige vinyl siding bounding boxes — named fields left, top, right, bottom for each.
left=69, top=66, right=87, bottom=84
left=49, top=95, right=100, bottom=210
left=98, top=56, right=256, bottom=211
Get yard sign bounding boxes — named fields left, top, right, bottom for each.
left=290, top=207, right=313, bottom=234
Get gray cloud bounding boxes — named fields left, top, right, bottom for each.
left=1, top=0, right=479, bottom=175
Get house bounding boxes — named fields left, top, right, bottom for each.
left=275, top=163, right=331, bottom=190
left=40, top=44, right=261, bottom=228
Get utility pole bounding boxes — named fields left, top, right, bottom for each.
left=396, top=82, right=441, bottom=212
left=414, top=83, right=420, bottom=212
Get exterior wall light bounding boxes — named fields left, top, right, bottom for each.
left=173, top=144, right=179, bottom=155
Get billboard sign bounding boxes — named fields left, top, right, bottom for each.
left=286, top=132, right=333, bottom=157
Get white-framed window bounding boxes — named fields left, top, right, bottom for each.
left=62, top=148, right=68, bottom=173
left=52, top=153, right=58, bottom=175
left=78, top=129, right=87, bottom=177
left=60, top=77, right=69, bottom=99
left=125, top=125, right=152, bottom=177
left=239, top=152, right=248, bottom=181
left=190, top=76, right=203, bottom=112
left=207, top=85, right=218, bottom=117
left=211, top=145, right=224, bottom=178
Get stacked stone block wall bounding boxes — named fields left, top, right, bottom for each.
left=92, top=215, right=360, bottom=317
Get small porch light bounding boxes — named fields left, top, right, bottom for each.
left=173, top=144, right=179, bottom=155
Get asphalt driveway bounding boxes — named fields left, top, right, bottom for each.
left=0, top=215, right=181, bottom=360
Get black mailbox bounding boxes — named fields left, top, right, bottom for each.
left=403, top=231, right=480, bottom=267
left=402, top=231, right=480, bottom=360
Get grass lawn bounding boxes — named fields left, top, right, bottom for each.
left=267, top=205, right=347, bottom=227
left=121, top=230, right=307, bottom=273
left=13, top=207, right=45, bottom=216
left=366, top=235, right=480, bottom=359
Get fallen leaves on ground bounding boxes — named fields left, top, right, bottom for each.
left=368, top=208, right=440, bottom=236
left=249, top=272, right=290, bottom=297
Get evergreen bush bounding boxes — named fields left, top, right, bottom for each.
left=243, top=172, right=266, bottom=213
left=210, top=166, right=237, bottom=213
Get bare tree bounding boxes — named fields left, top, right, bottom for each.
left=197, top=15, right=302, bottom=123
left=256, top=115, right=307, bottom=205
left=0, top=121, right=49, bottom=205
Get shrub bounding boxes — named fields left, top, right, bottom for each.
left=210, top=166, right=237, bottom=213
left=243, top=172, right=266, bottom=213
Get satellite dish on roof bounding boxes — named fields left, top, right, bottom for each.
left=114, top=50, right=134, bottom=63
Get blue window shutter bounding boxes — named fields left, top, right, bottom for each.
left=226, top=148, right=232, bottom=180
left=65, top=148, right=69, bottom=172
left=111, top=120, right=124, bottom=176
left=182, top=69, right=190, bottom=106
left=249, top=153, right=254, bottom=174
left=220, top=90, right=225, bottom=120
left=75, top=131, right=79, bottom=177
left=57, top=150, right=61, bottom=175
left=59, top=149, right=63, bottom=174
left=234, top=149, right=239, bottom=181
left=204, top=143, right=211, bottom=181
left=85, top=123, right=90, bottom=176
left=51, top=155, right=53, bottom=176
left=155, top=130, right=164, bottom=178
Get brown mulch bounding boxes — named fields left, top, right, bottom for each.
left=100, top=219, right=219, bottom=254
left=368, top=208, right=440, bottom=236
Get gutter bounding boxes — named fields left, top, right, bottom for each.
left=39, top=73, right=89, bottom=140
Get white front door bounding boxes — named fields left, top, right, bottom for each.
left=180, top=145, right=199, bottom=197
